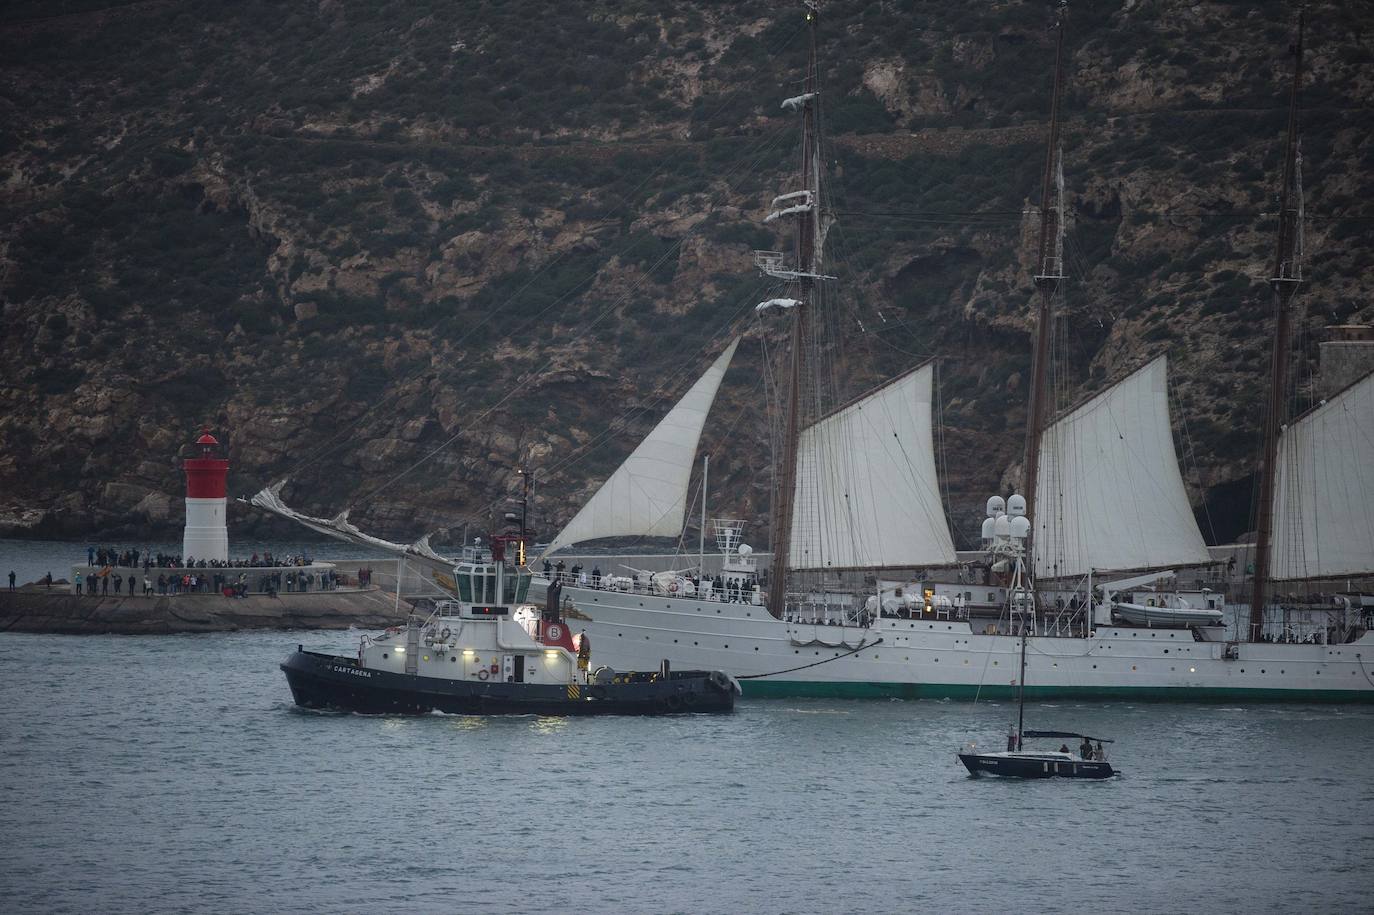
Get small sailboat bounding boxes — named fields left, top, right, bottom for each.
left=957, top=493, right=1118, bottom=779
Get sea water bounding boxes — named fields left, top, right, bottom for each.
left=1, top=626, right=1371, bottom=914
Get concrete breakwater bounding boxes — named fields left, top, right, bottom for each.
left=0, top=588, right=409, bottom=635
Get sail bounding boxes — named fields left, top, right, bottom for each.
left=1269, top=370, right=1374, bottom=579
left=787, top=363, right=956, bottom=571
left=543, top=338, right=740, bottom=555
left=1034, top=356, right=1209, bottom=580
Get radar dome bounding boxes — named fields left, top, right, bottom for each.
left=993, top=515, right=1011, bottom=538
left=986, top=495, right=1006, bottom=518
left=1010, top=516, right=1031, bottom=540
left=1007, top=494, right=1027, bottom=517
left=738, top=543, right=753, bottom=557
left=981, top=517, right=996, bottom=541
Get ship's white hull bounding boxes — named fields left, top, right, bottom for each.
left=560, top=583, right=1374, bottom=700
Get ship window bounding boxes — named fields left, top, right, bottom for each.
left=457, top=574, right=472, bottom=603
left=514, top=572, right=531, bottom=603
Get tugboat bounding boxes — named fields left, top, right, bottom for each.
left=282, top=537, right=739, bottom=716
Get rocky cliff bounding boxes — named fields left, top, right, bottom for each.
left=2, top=0, right=1371, bottom=549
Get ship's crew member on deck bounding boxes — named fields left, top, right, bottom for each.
left=555, top=559, right=566, bottom=583
left=592, top=566, right=601, bottom=588
left=542, top=559, right=551, bottom=577
left=1080, top=737, right=1093, bottom=759
left=577, top=630, right=591, bottom=674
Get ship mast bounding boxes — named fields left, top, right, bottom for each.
left=762, top=2, right=825, bottom=620
left=1249, top=10, right=1306, bottom=643
left=1021, top=3, right=1068, bottom=565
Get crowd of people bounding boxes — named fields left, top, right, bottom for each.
left=84, top=546, right=319, bottom=571
left=70, top=566, right=348, bottom=597
left=65, top=545, right=371, bottom=597
left=540, top=559, right=759, bottom=603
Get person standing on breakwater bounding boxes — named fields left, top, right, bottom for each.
left=74, top=572, right=83, bottom=595
left=7, top=571, right=14, bottom=591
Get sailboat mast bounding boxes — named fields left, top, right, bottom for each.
left=1249, top=10, right=1306, bottom=642
left=1022, top=5, right=1068, bottom=555
left=1016, top=626, right=1028, bottom=750
left=766, top=3, right=821, bottom=620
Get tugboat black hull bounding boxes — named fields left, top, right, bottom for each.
left=282, top=649, right=736, bottom=716
left=958, top=752, right=1115, bottom=779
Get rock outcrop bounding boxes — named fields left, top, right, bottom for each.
left=1, top=1, right=1370, bottom=548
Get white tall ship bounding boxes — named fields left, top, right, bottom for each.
left=250, top=7, right=1373, bottom=701
left=535, top=6, right=1374, bottom=700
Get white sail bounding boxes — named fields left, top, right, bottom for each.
left=544, top=338, right=741, bottom=555
left=1034, top=356, right=1209, bottom=579
left=788, top=363, right=956, bottom=571
left=1270, top=370, right=1374, bottom=579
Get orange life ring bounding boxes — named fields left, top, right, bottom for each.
left=669, top=581, right=679, bottom=593
left=477, top=669, right=489, bottom=681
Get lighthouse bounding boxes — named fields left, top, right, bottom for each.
left=183, top=431, right=230, bottom=562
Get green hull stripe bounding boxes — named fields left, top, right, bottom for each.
left=739, top=680, right=1374, bottom=703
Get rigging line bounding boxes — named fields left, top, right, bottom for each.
left=736, top=637, right=883, bottom=679
left=432, top=296, right=763, bottom=533
left=452, top=289, right=767, bottom=537
left=279, top=109, right=796, bottom=484
left=1173, top=374, right=1218, bottom=545
left=287, top=124, right=793, bottom=484
left=533, top=283, right=768, bottom=484
left=340, top=185, right=781, bottom=513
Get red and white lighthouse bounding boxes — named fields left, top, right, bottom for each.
left=183, top=431, right=230, bottom=562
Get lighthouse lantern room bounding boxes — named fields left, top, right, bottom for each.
left=183, top=431, right=230, bottom=562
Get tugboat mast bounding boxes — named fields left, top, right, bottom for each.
left=766, top=1, right=823, bottom=620
left=1249, top=10, right=1307, bottom=643
left=1022, top=3, right=1068, bottom=565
